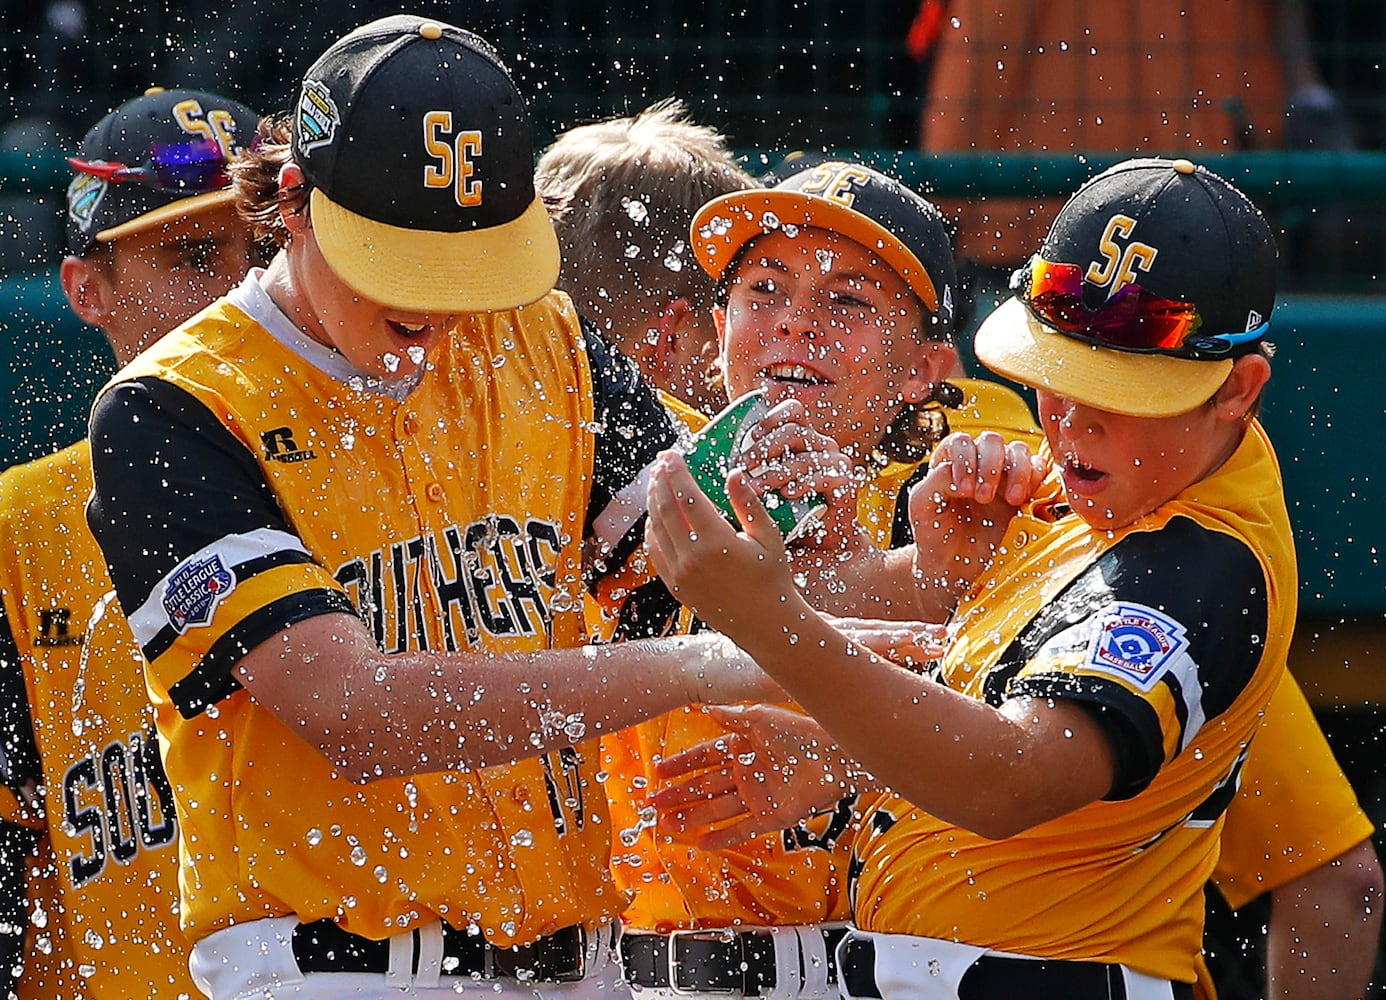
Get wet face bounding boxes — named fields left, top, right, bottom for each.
left=281, top=222, right=457, bottom=381
left=98, top=204, right=262, bottom=363
left=1036, top=391, right=1231, bottom=529
left=715, top=227, right=942, bottom=459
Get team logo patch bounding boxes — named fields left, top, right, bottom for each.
left=1085, top=601, right=1188, bottom=689
left=297, top=79, right=339, bottom=152
left=163, top=554, right=236, bottom=633
left=67, top=172, right=107, bottom=231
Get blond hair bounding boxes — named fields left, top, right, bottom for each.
left=536, top=99, right=755, bottom=343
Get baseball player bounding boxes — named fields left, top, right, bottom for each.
left=82, top=17, right=774, bottom=1000
left=0, top=87, right=263, bottom=998
left=535, top=99, right=757, bottom=416
left=607, top=161, right=964, bottom=1000
left=646, top=158, right=1298, bottom=998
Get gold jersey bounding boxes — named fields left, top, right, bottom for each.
left=0, top=442, right=194, bottom=997
left=84, top=275, right=676, bottom=946
left=851, top=422, right=1298, bottom=983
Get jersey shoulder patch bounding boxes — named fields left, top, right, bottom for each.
left=1084, top=601, right=1190, bottom=691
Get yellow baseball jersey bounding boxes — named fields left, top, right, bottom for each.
left=0, top=442, right=195, bottom=998
left=944, top=381, right=1373, bottom=913
left=84, top=274, right=676, bottom=945
left=851, top=421, right=1297, bottom=983
left=1214, top=671, right=1374, bottom=909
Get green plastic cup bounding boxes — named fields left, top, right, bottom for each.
left=682, top=389, right=827, bottom=542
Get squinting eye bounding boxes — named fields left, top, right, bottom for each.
left=174, top=243, right=219, bottom=273
left=828, top=290, right=874, bottom=309
left=749, top=277, right=779, bottom=295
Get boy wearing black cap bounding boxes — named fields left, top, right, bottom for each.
left=0, top=86, right=262, bottom=999
left=82, top=16, right=776, bottom=1000
left=645, top=158, right=1297, bottom=998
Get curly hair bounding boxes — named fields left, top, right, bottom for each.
left=230, top=111, right=310, bottom=247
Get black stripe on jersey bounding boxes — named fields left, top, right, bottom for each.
left=0, top=601, right=40, bottom=795
left=580, top=317, right=678, bottom=552
left=981, top=515, right=1268, bottom=799
left=169, top=588, right=357, bottom=719
left=140, top=549, right=321, bottom=664
left=88, top=378, right=292, bottom=622
left=889, top=462, right=932, bottom=549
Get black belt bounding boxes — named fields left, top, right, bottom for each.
left=291, top=919, right=590, bottom=982
left=622, top=927, right=847, bottom=995
left=840, top=937, right=1195, bottom=1000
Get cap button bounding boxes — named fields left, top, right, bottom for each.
left=419, top=22, right=443, bottom=40
left=1172, top=158, right=1197, bottom=175
left=144, top=86, right=165, bottom=96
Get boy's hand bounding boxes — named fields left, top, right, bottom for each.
left=647, top=449, right=802, bottom=641
left=909, top=431, right=1047, bottom=596
left=650, top=704, right=855, bottom=849
left=735, top=398, right=862, bottom=548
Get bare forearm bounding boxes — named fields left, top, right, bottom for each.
left=733, top=601, right=1111, bottom=838
left=1267, top=840, right=1383, bottom=1000
left=794, top=543, right=958, bottom=621
left=234, top=613, right=765, bottom=781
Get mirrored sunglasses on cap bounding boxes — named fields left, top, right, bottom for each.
left=68, top=138, right=231, bottom=194
left=1011, top=255, right=1268, bottom=360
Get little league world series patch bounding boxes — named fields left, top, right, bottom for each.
left=1084, top=601, right=1189, bottom=690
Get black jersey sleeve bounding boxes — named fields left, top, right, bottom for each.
left=580, top=318, right=679, bottom=577
left=87, top=378, right=354, bottom=716
left=993, top=517, right=1270, bottom=799
left=0, top=600, right=39, bottom=803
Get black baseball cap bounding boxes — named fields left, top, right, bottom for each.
left=66, top=87, right=260, bottom=256
left=292, top=14, right=559, bottom=313
left=691, top=161, right=958, bottom=340
left=976, top=157, right=1278, bottom=417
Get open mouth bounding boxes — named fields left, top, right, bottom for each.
left=763, top=363, right=830, bottom=387
left=387, top=319, right=432, bottom=340
left=1066, top=456, right=1104, bottom=481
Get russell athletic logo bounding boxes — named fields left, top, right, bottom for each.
left=163, top=554, right=236, bottom=632
left=262, top=427, right=317, bottom=464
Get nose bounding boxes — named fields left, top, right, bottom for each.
left=776, top=289, right=822, bottom=341
left=1042, top=395, right=1091, bottom=440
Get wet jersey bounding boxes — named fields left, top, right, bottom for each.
left=850, top=421, right=1297, bottom=984
left=85, top=273, right=676, bottom=945
left=0, top=442, right=194, bottom=997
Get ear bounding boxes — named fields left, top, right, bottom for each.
left=900, top=340, right=961, bottom=403
left=278, top=162, right=311, bottom=236
left=1213, top=352, right=1272, bottom=422
left=711, top=303, right=728, bottom=352
left=59, top=253, right=115, bottom=328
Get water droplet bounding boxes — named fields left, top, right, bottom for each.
left=350, top=845, right=368, bottom=867
left=306, top=827, right=323, bottom=846
left=622, top=197, right=648, bottom=223
left=382, top=352, right=402, bottom=373
left=510, top=829, right=534, bottom=848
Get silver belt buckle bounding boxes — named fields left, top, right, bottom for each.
left=667, top=928, right=738, bottom=995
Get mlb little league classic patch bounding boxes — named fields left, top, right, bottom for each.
left=1084, top=601, right=1189, bottom=689
left=163, top=553, right=237, bottom=632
